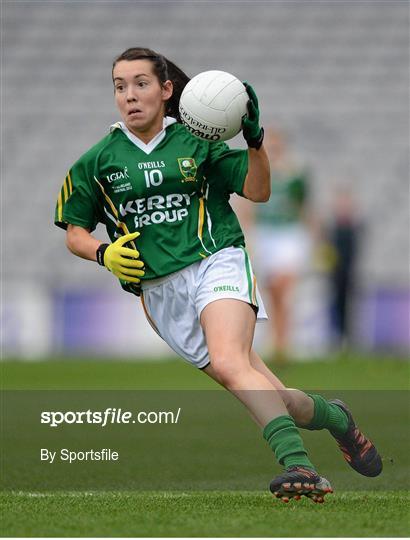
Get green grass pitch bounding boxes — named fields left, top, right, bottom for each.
left=1, top=355, right=409, bottom=537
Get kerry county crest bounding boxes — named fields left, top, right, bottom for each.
left=178, top=157, right=197, bottom=182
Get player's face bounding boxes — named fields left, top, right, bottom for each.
left=113, top=59, right=173, bottom=142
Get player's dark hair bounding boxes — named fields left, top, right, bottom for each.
left=112, top=47, right=190, bottom=122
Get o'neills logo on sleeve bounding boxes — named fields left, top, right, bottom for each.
left=178, top=158, right=197, bottom=182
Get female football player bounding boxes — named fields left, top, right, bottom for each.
left=55, top=47, right=381, bottom=502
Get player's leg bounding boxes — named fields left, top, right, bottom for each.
left=224, top=349, right=350, bottom=434
left=201, top=299, right=287, bottom=426
left=206, top=349, right=313, bottom=425
left=249, top=350, right=315, bottom=425
left=201, top=298, right=332, bottom=502
left=248, top=350, right=382, bottom=477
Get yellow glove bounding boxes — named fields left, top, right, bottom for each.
left=96, top=232, right=145, bottom=284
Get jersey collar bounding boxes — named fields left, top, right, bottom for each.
left=110, top=117, right=177, bottom=155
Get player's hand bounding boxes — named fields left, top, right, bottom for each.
left=242, top=82, right=264, bottom=149
left=96, top=232, right=145, bottom=284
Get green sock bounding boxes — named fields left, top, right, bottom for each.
left=305, top=394, right=349, bottom=435
left=263, top=415, right=315, bottom=470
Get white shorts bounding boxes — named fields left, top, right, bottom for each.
left=254, top=224, right=312, bottom=278
left=140, top=246, right=267, bottom=369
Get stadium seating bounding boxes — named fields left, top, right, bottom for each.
left=3, top=2, right=408, bottom=288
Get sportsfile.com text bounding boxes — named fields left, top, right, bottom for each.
left=41, top=407, right=182, bottom=427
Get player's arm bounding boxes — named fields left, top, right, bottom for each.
left=243, top=146, right=270, bottom=202
left=66, top=224, right=101, bottom=262
left=66, top=224, right=145, bottom=283
left=241, top=82, right=271, bottom=203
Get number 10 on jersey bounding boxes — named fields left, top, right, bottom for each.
left=144, top=169, right=163, bottom=188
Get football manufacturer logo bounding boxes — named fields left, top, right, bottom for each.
left=178, top=158, right=197, bottom=182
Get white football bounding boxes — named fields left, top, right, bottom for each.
left=179, top=70, right=249, bottom=142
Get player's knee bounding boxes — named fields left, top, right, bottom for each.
left=210, top=353, right=250, bottom=388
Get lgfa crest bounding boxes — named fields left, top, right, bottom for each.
left=178, top=157, right=197, bottom=182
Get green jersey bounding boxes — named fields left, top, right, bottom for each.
left=55, top=119, right=248, bottom=285
left=255, top=170, right=308, bottom=227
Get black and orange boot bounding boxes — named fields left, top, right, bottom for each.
left=270, top=466, right=333, bottom=503
left=329, top=399, right=382, bottom=477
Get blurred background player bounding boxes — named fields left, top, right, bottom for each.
left=253, top=129, right=317, bottom=364
left=326, top=188, right=362, bottom=350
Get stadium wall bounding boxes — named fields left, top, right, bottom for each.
left=2, top=282, right=409, bottom=359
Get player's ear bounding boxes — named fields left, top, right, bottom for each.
left=162, top=80, right=173, bottom=101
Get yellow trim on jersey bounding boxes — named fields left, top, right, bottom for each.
left=94, top=178, right=119, bottom=219
left=57, top=172, right=73, bottom=224
left=198, top=198, right=205, bottom=239
left=57, top=192, right=63, bottom=222
left=63, top=177, right=68, bottom=202
left=197, top=197, right=212, bottom=255
left=67, top=172, right=73, bottom=195
left=94, top=177, right=137, bottom=250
